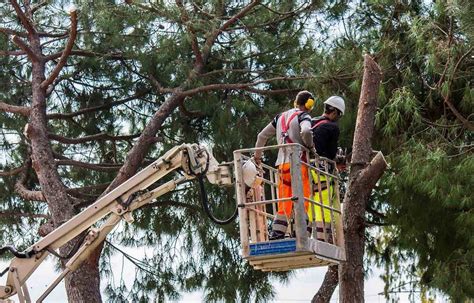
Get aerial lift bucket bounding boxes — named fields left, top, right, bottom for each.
left=233, top=144, right=345, bottom=272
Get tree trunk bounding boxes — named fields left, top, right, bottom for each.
left=64, top=242, right=103, bottom=302
left=339, top=54, right=383, bottom=302
left=312, top=265, right=339, bottom=303
left=26, top=27, right=103, bottom=302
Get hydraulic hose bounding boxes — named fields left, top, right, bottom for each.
left=188, top=148, right=238, bottom=225
left=0, top=245, right=34, bottom=259
left=197, top=174, right=238, bottom=225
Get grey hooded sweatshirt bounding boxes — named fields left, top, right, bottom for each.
left=255, top=108, right=313, bottom=166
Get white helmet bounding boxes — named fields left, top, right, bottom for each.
left=324, top=96, right=345, bottom=115
left=242, top=160, right=258, bottom=187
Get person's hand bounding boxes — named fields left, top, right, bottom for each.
left=252, top=156, right=262, bottom=166
left=336, top=162, right=347, bottom=172
left=311, top=147, right=318, bottom=157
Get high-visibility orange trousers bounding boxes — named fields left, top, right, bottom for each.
left=277, top=163, right=310, bottom=216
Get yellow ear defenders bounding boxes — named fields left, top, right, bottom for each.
left=294, top=97, right=315, bottom=110
left=305, top=98, right=315, bottom=110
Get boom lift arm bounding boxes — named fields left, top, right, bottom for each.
left=0, top=144, right=233, bottom=303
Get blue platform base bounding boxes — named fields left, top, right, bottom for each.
left=249, top=239, right=297, bottom=256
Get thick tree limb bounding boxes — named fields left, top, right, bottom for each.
left=356, top=152, right=387, bottom=193
left=49, top=132, right=140, bottom=144
left=11, top=35, right=39, bottom=62
left=104, top=93, right=186, bottom=192
left=10, top=0, right=36, bottom=35
left=0, top=50, right=26, bottom=56
left=0, top=101, right=30, bottom=116
left=46, top=91, right=150, bottom=119
left=14, top=161, right=46, bottom=202
left=0, top=165, right=25, bottom=177
left=339, top=54, right=384, bottom=302
left=0, top=27, right=27, bottom=37
left=41, top=10, right=78, bottom=89
left=31, top=0, right=48, bottom=14
left=14, top=182, right=46, bottom=202
left=312, top=265, right=339, bottom=303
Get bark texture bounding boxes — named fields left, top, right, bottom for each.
left=8, top=3, right=103, bottom=301
left=311, top=55, right=386, bottom=302
left=312, top=265, right=339, bottom=303
left=339, top=54, right=384, bottom=302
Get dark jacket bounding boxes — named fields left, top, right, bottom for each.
left=312, top=116, right=340, bottom=160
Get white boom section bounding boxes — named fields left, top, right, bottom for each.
left=0, top=143, right=232, bottom=303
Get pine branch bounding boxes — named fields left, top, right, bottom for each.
left=11, top=35, right=39, bottom=62
left=366, top=205, right=386, bottom=220
left=10, top=0, right=37, bottom=35
left=48, top=132, right=140, bottom=144
left=148, top=75, right=177, bottom=94
left=14, top=160, right=46, bottom=202
left=442, top=47, right=474, bottom=131
left=45, top=49, right=126, bottom=61
left=365, top=220, right=388, bottom=227
left=31, top=0, right=48, bottom=14
left=246, top=87, right=301, bottom=96
left=201, top=0, right=260, bottom=64
left=67, top=183, right=110, bottom=195
left=41, top=10, right=78, bottom=89
left=56, top=159, right=122, bottom=172
left=46, top=91, right=150, bottom=119
left=0, top=27, right=27, bottom=37
left=0, top=50, right=26, bottom=56
left=0, top=211, right=49, bottom=219
left=176, top=0, right=203, bottom=70
left=180, top=76, right=311, bottom=97
left=0, top=101, right=30, bottom=116
left=0, top=165, right=25, bottom=177
left=179, top=99, right=206, bottom=118
left=190, top=2, right=216, bottom=19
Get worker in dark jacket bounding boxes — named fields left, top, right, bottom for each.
left=311, top=96, right=345, bottom=159
left=309, top=96, right=345, bottom=242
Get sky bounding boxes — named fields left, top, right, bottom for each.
left=0, top=247, right=447, bottom=303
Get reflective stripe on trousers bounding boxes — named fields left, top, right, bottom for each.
left=308, top=172, right=337, bottom=223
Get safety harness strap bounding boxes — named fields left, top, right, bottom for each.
left=311, top=118, right=331, bottom=129
left=280, top=110, right=302, bottom=144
